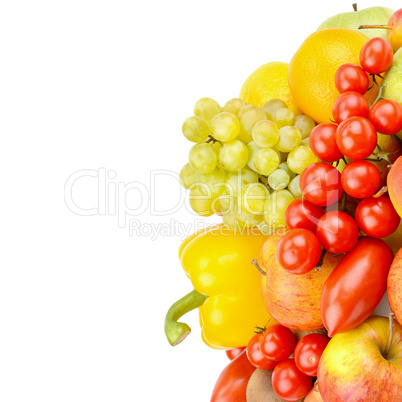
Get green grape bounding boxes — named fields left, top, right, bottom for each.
left=253, top=147, right=280, bottom=176
left=219, top=140, right=248, bottom=171
left=179, top=163, right=198, bottom=189
left=252, top=120, right=280, bottom=148
left=182, top=116, right=210, bottom=143
left=278, top=162, right=296, bottom=181
left=276, top=126, right=302, bottom=152
left=288, top=175, right=302, bottom=198
left=194, top=98, right=222, bottom=122
left=301, top=138, right=310, bottom=148
left=262, top=99, right=287, bottom=121
left=256, top=221, right=275, bottom=235
left=294, top=115, right=316, bottom=139
left=196, top=167, right=226, bottom=197
left=334, top=158, right=346, bottom=174
left=223, top=98, right=247, bottom=115
left=210, top=112, right=240, bottom=142
left=223, top=210, right=262, bottom=231
left=264, top=189, right=295, bottom=227
left=247, top=141, right=260, bottom=172
left=211, top=141, right=222, bottom=155
left=268, top=169, right=290, bottom=190
left=189, top=187, right=214, bottom=217
left=274, top=108, right=295, bottom=128
left=188, top=143, right=217, bottom=173
left=240, top=183, right=269, bottom=215
left=226, top=168, right=259, bottom=196
left=218, top=191, right=236, bottom=213
left=238, top=104, right=266, bottom=143
left=287, top=146, right=319, bottom=174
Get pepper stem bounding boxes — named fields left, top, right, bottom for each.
left=164, top=290, right=208, bottom=346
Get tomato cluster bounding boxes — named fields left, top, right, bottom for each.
left=236, top=326, right=330, bottom=400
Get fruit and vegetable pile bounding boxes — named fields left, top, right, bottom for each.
left=165, top=5, right=402, bottom=401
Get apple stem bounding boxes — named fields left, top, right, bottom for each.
left=352, top=3, right=357, bottom=12
left=359, top=24, right=393, bottom=30
left=252, top=259, right=266, bottom=276
left=373, top=186, right=388, bottom=198
left=385, top=312, right=395, bottom=360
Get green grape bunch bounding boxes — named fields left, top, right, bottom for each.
left=178, top=96, right=318, bottom=233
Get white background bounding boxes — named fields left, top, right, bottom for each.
left=0, top=1, right=398, bottom=401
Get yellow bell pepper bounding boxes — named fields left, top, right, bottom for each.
left=164, top=224, right=272, bottom=349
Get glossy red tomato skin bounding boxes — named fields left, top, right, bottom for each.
left=369, top=99, right=402, bottom=135
left=226, top=347, right=246, bottom=361
left=359, top=37, right=394, bottom=74
left=315, top=211, right=359, bottom=254
left=259, top=324, right=296, bottom=362
left=300, top=163, right=343, bottom=207
left=246, top=334, right=279, bottom=370
left=294, top=334, right=330, bottom=377
left=335, top=116, right=377, bottom=160
left=355, top=196, right=401, bottom=238
left=277, top=229, right=322, bottom=275
left=272, top=359, right=312, bottom=401
left=332, top=91, right=369, bottom=124
left=335, top=64, right=369, bottom=95
left=321, top=237, right=394, bottom=337
left=341, top=160, right=381, bottom=198
left=284, top=199, right=324, bottom=232
left=211, top=351, right=255, bottom=402
left=309, top=123, right=343, bottom=162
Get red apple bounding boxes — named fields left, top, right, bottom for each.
left=318, top=315, right=402, bottom=401
left=388, top=248, right=402, bottom=325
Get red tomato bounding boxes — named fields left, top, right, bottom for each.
left=321, top=237, right=394, bottom=337
left=369, top=99, right=402, bottom=135
left=294, top=334, right=330, bottom=377
left=285, top=199, right=324, bottom=232
left=355, top=195, right=401, bottom=238
left=211, top=350, right=255, bottom=402
left=309, top=123, right=343, bottom=162
left=272, top=359, right=312, bottom=401
left=335, top=64, right=369, bottom=95
left=359, top=37, right=394, bottom=74
left=335, top=116, right=377, bottom=160
left=225, top=347, right=246, bottom=361
left=259, top=324, right=296, bottom=362
left=246, top=334, right=279, bottom=370
left=300, top=163, right=343, bottom=207
left=341, top=160, right=381, bottom=198
left=315, top=211, right=359, bottom=254
left=332, top=91, right=369, bottom=124
left=277, top=229, right=321, bottom=275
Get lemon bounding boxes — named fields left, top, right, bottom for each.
left=239, top=62, right=301, bottom=115
left=288, top=28, right=378, bottom=124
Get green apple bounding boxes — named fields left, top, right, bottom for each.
left=318, top=315, right=402, bottom=401
left=317, top=6, right=394, bottom=39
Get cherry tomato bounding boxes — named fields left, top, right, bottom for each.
left=211, top=350, right=255, bottom=402
left=294, top=334, right=330, bottom=377
left=272, top=359, right=312, bottom=401
left=341, top=160, right=381, bottom=198
left=259, top=324, right=296, bottom=362
left=300, top=163, right=343, bottom=207
left=369, top=99, right=402, bottom=135
left=355, top=195, right=400, bottom=238
left=335, top=116, right=377, bottom=160
left=321, top=237, right=394, bottom=336
left=309, top=123, right=343, bottom=162
left=285, top=198, right=324, bottom=232
left=316, top=211, right=359, bottom=254
left=335, top=64, right=369, bottom=95
left=277, top=229, right=321, bottom=275
left=359, top=37, right=394, bottom=75
left=225, top=347, right=246, bottom=361
left=246, top=334, right=279, bottom=370
left=332, top=91, right=369, bottom=124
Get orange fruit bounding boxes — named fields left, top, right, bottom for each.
left=288, top=28, right=379, bottom=124
left=239, top=62, right=301, bottom=115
